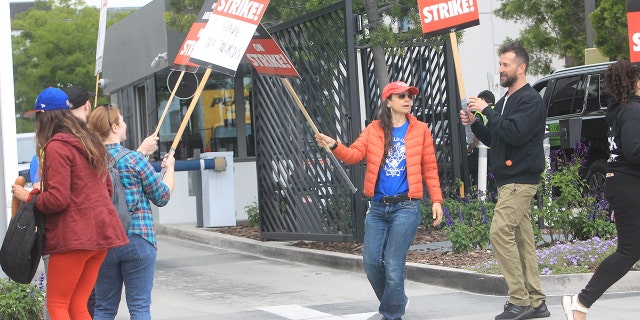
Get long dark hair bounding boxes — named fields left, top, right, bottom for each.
left=378, top=99, right=393, bottom=165
left=35, top=109, right=108, bottom=182
left=604, top=59, right=640, bottom=107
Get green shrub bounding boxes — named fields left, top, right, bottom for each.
left=244, top=200, right=260, bottom=227
left=440, top=189, right=495, bottom=253
left=567, top=195, right=616, bottom=240
left=533, top=142, right=616, bottom=245
left=0, top=275, right=45, bottom=320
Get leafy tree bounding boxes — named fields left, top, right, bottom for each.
left=591, top=0, right=628, bottom=60
left=494, top=0, right=589, bottom=75
left=495, top=0, right=630, bottom=75
left=11, top=0, right=131, bottom=133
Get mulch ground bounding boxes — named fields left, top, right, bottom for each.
left=211, top=225, right=494, bottom=270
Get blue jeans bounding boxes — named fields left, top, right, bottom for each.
left=364, top=200, right=420, bottom=320
left=93, top=234, right=157, bottom=320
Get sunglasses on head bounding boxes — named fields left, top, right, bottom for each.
left=100, top=104, right=114, bottom=127
left=395, top=93, right=414, bottom=99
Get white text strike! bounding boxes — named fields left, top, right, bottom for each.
left=634, top=33, right=640, bottom=52
left=180, top=40, right=197, bottom=57
left=246, top=54, right=292, bottom=69
left=216, top=0, right=265, bottom=21
left=422, top=0, right=475, bottom=23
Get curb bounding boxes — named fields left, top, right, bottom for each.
left=157, top=223, right=640, bottom=296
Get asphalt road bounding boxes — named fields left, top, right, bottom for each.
left=108, top=234, right=640, bottom=320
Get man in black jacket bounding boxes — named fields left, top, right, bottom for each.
left=460, top=44, right=548, bottom=320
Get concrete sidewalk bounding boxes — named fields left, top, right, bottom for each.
left=157, top=223, right=640, bottom=296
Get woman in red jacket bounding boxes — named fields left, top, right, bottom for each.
left=12, top=87, right=129, bottom=320
left=315, top=81, right=443, bottom=320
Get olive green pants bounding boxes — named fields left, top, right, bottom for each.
left=490, top=183, right=546, bottom=307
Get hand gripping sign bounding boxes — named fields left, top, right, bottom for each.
left=245, top=24, right=357, bottom=192
left=629, top=0, right=640, bottom=63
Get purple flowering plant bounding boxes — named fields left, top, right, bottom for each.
left=472, top=142, right=619, bottom=275
left=532, top=140, right=615, bottom=245
left=431, top=188, right=496, bottom=253
left=473, top=236, right=640, bottom=275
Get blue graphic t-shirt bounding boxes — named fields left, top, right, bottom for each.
left=373, top=121, right=409, bottom=201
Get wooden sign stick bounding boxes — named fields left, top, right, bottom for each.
left=153, top=70, right=185, bottom=137
left=449, top=32, right=470, bottom=198
left=94, top=74, right=100, bottom=108
left=160, top=68, right=212, bottom=178
left=449, top=32, right=467, bottom=98
left=280, top=77, right=358, bottom=193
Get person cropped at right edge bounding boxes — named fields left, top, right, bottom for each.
left=561, top=59, right=640, bottom=320
left=461, top=43, right=549, bottom=320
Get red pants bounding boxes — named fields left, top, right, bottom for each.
left=47, top=250, right=107, bottom=320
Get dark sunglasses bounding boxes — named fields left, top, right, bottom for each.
left=395, top=93, right=414, bottom=99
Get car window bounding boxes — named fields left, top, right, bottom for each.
left=586, top=72, right=609, bottom=112
left=547, top=76, right=586, bottom=117
left=533, top=80, right=548, bottom=98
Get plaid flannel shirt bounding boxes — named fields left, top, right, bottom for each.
left=107, top=144, right=170, bottom=247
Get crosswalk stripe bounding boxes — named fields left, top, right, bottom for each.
left=258, top=305, right=378, bottom=319
left=258, top=305, right=333, bottom=319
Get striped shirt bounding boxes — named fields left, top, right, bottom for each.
left=107, top=144, right=170, bottom=247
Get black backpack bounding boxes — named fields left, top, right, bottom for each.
left=0, top=194, right=45, bottom=284
left=110, top=149, right=133, bottom=232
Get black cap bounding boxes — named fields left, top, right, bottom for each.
left=64, top=86, right=95, bottom=109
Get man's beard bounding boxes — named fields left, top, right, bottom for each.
left=500, top=72, right=517, bottom=88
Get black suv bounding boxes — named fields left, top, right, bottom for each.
left=532, top=62, right=613, bottom=193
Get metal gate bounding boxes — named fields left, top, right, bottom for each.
left=254, top=1, right=465, bottom=242
left=360, top=44, right=465, bottom=196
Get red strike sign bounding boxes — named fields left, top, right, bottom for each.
left=417, top=0, right=480, bottom=37
left=173, top=0, right=217, bottom=71
left=629, top=9, right=640, bottom=62
left=245, top=39, right=300, bottom=77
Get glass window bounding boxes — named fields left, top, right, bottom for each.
left=547, top=76, right=585, bottom=117
left=584, top=73, right=607, bottom=113
left=154, top=64, right=255, bottom=160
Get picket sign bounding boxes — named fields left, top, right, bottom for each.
left=189, top=0, right=270, bottom=77
left=94, top=0, right=109, bottom=107
left=417, top=0, right=480, bottom=197
left=153, top=0, right=217, bottom=138
left=158, top=0, right=270, bottom=178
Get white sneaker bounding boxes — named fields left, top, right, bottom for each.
left=562, top=295, right=588, bottom=320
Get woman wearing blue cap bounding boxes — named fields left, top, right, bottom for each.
left=12, top=87, right=128, bottom=319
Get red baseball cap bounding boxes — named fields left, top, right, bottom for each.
left=381, top=81, right=419, bottom=100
